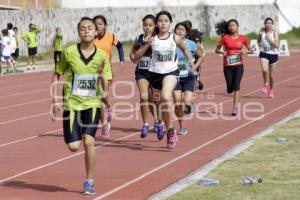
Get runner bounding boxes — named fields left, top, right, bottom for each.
left=130, top=14, right=160, bottom=138
left=215, top=19, right=253, bottom=116
left=22, top=23, right=41, bottom=70
left=1, top=29, right=15, bottom=74
left=188, top=29, right=205, bottom=91
left=93, top=15, right=125, bottom=138
left=173, top=22, right=203, bottom=135
left=53, top=27, right=63, bottom=69
left=136, top=11, right=195, bottom=148
left=51, top=17, right=109, bottom=195
left=258, top=17, right=279, bottom=98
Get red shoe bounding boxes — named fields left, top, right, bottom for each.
left=260, top=84, right=268, bottom=94
left=101, top=123, right=110, bottom=138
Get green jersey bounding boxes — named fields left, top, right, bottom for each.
left=56, top=44, right=109, bottom=111
left=22, top=30, right=40, bottom=48
left=53, top=35, right=63, bottom=51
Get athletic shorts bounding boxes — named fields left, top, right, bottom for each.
left=54, top=51, right=62, bottom=66
left=259, top=52, right=278, bottom=65
left=28, top=47, right=37, bottom=56
left=149, top=69, right=179, bottom=90
left=1, top=55, right=11, bottom=62
left=63, top=108, right=100, bottom=144
left=11, top=48, right=19, bottom=58
left=223, top=65, right=244, bottom=94
left=175, top=76, right=196, bottom=92
left=135, top=69, right=150, bottom=81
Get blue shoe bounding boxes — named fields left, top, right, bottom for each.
left=153, top=121, right=159, bottom=132
left=157, top=124, right=164, bottom=140
left=140, top=124, right=149, bottom=138
left=83, top=180, right=95, bottom=195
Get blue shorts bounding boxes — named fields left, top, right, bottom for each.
left=63, top=108, right=100, bottom=144
left=135, top=69, right=150, bottom=81
left=175, top=76, right=196, bottom=92
left=259, top=52, right=278, bottom=65
left=149, top=69, right=179, bottom=90
left=1, top=55, right=11, bottom=62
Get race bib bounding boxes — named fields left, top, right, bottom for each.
left=72, top=74, right=98, bottom=97
left=138, top=56, right=150, bottom=70
left=177, top=60, right=186, bottom=71
left=263, top=46, right=272, bottom=52
left=154, top=50, right=174, bottom=62
left=227, top=55, right=241, bottom=66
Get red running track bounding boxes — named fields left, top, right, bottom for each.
left=0, top=53, right=299, bottom=200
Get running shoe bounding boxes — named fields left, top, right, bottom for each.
left=140, top=124, right=149, bottom=138
left=261, top=84, right=268, bottom=94
left=231, top=108, right=238, bottom=116
left=83, top=180, right=95, bottom=195
left=101, top=123, right=110, bottom=138
left=167, top=128, right=178, bottom=149
left=107, top=107, right=112, bottom=123
left=157, top=123, right=164, bottom=140
left=268, top=89, right=274, bottom=98
left=153, top=121, right=159, bottom=133
left=178, top=127, right=188, bottom=135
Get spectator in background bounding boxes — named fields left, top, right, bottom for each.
left=53, top=27, right=63, bottom=69
left=7, top=23, right=17, bottom=64
left=12, top=27, right=20, bottom=68
left=22, top=23, right=41, bottom=70
left=1, top=29, right=15, bottom=74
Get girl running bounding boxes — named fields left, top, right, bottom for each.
left=93, top=15, right=125, bottom=138
left=173, top=22, right=204, bottom=135
left=53, top=27, right=63, bottom=69
left=130, top=14, right=160, bottom=138
left=188, top=29, right=205, bottom=91
left=258, top=17, right=279, bottom=98
left=215, top=19, right=253, bottom=116
left=51, top=17, right=109, bottom=195
left=136, top=11, right=195, bottom=149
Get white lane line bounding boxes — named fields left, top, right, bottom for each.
left=0, top=129, right=62, bottom=148
left=0, top=73, right=298, bottom=184
left=92, top=96, right=300, bottom=200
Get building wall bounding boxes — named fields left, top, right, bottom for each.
left=0, top=4, right=278, bottom=56
left=0, top=0, right=61, bottom=9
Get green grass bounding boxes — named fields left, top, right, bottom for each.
left=168, top=117, right=300, bottom=200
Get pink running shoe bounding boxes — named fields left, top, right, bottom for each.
left=101, top=123, right=110, bottom=138
left=268, top=89, right=274, bottom=98
left=231, top=108, right=238, bottom=116
left=167, top=128, right=178, bottom=149
left=261, top=84, right=268, bottom=94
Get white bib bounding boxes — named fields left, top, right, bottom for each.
left=227, top=55, right=241, bottom=66
left=72, top=74, right=98, bottom=97
left=137, top=56, right=150, bottom=70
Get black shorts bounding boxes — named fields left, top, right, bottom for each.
left=63, top=108, right=100, bottom=144
left=149, top=69, right=179, bottom=90
left=259, top=52, right=278, bottom=65
left=11, top=48, right=19, bottom=58
left=135, top=69, right=150, bottom=81
left=223, top=65, right=244, bottom=94
left=28, top=47, right=37, bottom=56
left=175, top=76, right=196, bottom=92
left=54, top=51, right=62, bottom=66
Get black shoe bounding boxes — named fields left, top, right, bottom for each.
left=198, top=79, right=204, bottom=91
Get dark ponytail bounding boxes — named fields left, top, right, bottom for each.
left=215, top=19, right=239, bottom=36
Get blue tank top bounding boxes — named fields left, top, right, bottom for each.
left=135, top=34, right=152, bottom=72
left=176, top=39, right=197, bottom=78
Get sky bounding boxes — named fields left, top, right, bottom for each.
left=61, top=0, right=300, bottom=33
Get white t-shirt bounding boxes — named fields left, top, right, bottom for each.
left=149, top=33, right=178, bottom=74
left=260, top=30, right=278, bottom=55
left=1, top=36, right=12, bottom=56
left=8, top=29, right=17, bottom=53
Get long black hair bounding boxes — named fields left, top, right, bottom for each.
left=215, top=19, right=239, bottom=36
left=188, top=29, right=204, bottom=43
